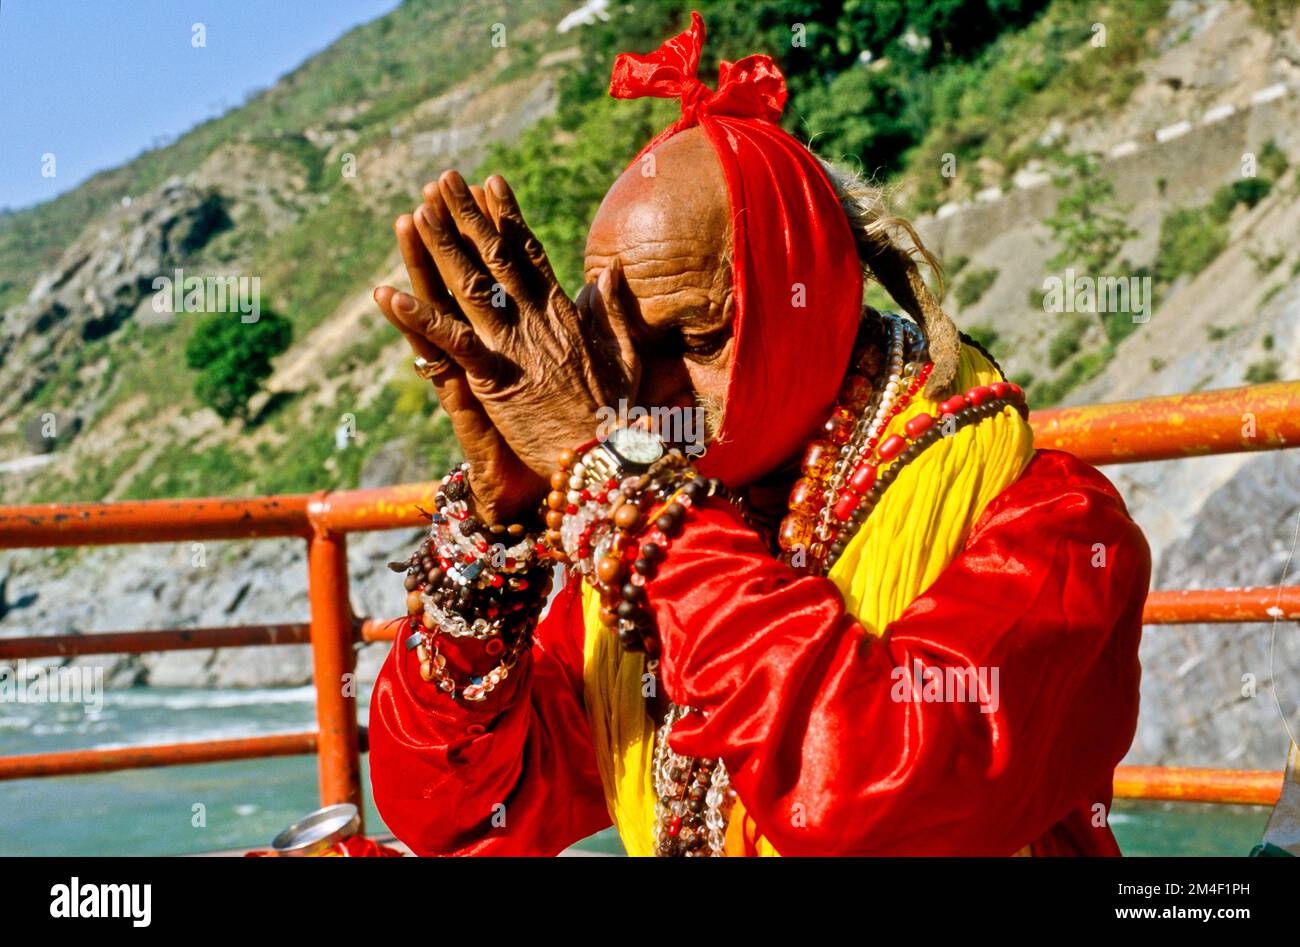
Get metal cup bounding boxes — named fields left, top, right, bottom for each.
left=270, top=803, right=361, bottom=857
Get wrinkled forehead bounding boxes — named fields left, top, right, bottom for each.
left=584, top=126, right=731, bottom=270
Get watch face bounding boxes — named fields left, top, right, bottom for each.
left=605, top=425, right=664, bottom=467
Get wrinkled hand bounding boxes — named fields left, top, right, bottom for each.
left=375, top=182, right=541, bottom=524
left=378, top=171, right=639, bottom=496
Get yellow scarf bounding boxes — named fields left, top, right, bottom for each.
left=580, top=344, right=1034, bottom=855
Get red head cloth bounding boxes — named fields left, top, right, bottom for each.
left=610, top=11, right=863, bottom=488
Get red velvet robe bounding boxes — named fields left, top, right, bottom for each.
left=368, top=450, right=1149, bottom=856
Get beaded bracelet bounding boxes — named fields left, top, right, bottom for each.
left=390, top=463, right=552, bottom=700
left=411, top=618, right=532, bottom=702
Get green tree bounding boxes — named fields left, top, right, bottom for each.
left=555, top=0, right=1052, bottom=180
left=798, top=65, right=921, bottom=175
left=185, top=311, right=292, bottom=423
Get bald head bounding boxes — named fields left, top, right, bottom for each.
left=584, top=126, right=735, bottom=416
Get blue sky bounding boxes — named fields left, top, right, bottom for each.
left=0, top=0, right=402, bottom=211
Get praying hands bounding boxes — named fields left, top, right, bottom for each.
left=373, top=171, right=639, bottom=523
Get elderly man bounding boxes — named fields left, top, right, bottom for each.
left=367, top=13, right=1149, bottom=857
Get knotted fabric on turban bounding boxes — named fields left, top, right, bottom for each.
left=610, top=11, right=864, bottom=488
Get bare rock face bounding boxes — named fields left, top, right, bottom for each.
left=1127, top=450, right=1300, bottom=769
left=0, top=179, right=229, bottom=423
left=192, top=141, right=317, bottom=235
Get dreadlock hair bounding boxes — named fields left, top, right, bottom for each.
left=818, top=160, right=961, bottom=400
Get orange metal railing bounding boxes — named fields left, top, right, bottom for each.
left=0, top=381, right=1298, bottom=821
left=1028, top=379, right=1300, bottom=464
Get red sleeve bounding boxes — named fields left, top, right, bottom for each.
left=367, top=577, right=611, bottom=855
left=652, top=450, right=1149, bottom=856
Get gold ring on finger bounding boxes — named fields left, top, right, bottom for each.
left=413, top=356, right=446, bottom=380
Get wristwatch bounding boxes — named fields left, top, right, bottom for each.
left=583, top=425, right=665, bottom=484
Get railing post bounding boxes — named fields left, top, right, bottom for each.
left=306, top=526, right=363, bottom=825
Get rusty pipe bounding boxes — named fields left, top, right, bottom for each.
left=0, top=622, right=313, bottom=660
left=1031, top=380, right=1300, bottom=465
left=0, top=494, right=312, bottom=548
left=1113, top=765, right=1283, bottom=806
left=0, top=732, right=319, bottom=781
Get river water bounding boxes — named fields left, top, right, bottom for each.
left=0, top=685, right=1269, bottom=856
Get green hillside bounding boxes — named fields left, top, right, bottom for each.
left=0, top=0, right=571, bottom=313
left=5, top=0, right=1286, bottom=508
